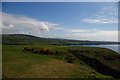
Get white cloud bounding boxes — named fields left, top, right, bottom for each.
left=1, top=12, right=118, bottom=41
left=96, top=30, right=118, bottom=35
left=46, top=30, right=118, bottom=41
left=75, top=30, right=118, bottom=41
left=82, top=3, right=118, bottom=24
left=82, top=18, right=117, bottom=24
left=2, top=12, right=59, bottom=36
left=70, top=29, right=90, bottom=32
left=83, top=19, right=101, bottom=23
left=3, top=24, right=15, bottom=29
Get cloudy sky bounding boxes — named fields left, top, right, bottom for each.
left=2, top=2, right=118, bottom=41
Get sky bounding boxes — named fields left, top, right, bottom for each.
left=2, top=2, right=119, bottom=41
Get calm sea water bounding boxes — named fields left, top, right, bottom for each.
left=70, top=44, right=120, bottom=54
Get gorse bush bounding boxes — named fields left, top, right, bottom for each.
left=24, top=47, right=75, bottom=63
left=66, top=54, right=75, bottom=63
left=24, top=47, right=34, bottom=51
left=24, top=47, right=57, bottom=55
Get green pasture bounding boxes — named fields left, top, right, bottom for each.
left=2, top=45, right=114, bottom=78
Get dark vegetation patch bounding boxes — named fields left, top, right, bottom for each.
left=68, top=48, right=120, bottom=78
left=72, top=53, right=120, bottom=78
left=24, top=47, right=75, bottom=63
left=24, top=47, right=64, bottom=55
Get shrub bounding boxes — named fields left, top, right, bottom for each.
left=85, top=50, right=89, bottom=53
left=69, top=49, right=78, bottom=54
left=66, top=54, right=75, bottom=63
left=80, top=50, right=84, bottom=53
left=33, top=49, right=41, bottom=54
left=46, top=49, right=51, bottom=54
left=103, top=55, right=117, bottom=60
left=40, top=48, right=48, bottom=55
left=94, top=51, right=98, bottom=54
left=117, top=55, right=120, bottom=59
left=49, top=49, right=56, bottom=55
left=24, top=47, right=57, bottom=55
left=42, top=48, right=47, bottom=52
left=24, top=47, right=33, bottom=51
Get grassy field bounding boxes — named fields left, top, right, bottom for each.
left=3, top=44, right=118, bottom=78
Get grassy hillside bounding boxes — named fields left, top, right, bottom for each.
left=2, top=34, right=120, bottom=78
left=2, top=34, right=119, bottom=45
left=3, top=45, right=113, bottom=78
left=3, top=44, right=120, bottom=78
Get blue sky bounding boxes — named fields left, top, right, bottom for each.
left=2, top=2, right=118, bottom=41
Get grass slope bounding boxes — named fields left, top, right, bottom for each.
left=2, top=45, right=93, bottom=78
left=3, top=45, right=117, bottom=78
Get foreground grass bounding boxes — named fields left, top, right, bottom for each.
left=3, top=45, right=112, bottom=78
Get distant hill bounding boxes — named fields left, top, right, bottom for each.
left=2, top=34, right=119, bottom=45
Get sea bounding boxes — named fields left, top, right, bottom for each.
left=70, top=44, right=120, bottom=54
